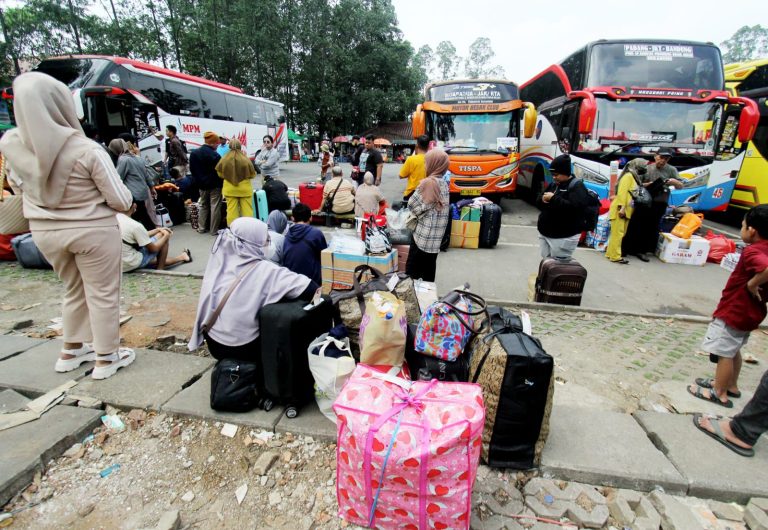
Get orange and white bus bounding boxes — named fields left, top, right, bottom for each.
left=411, top=80, right=536, bottom=201
left=4, top=55, right=288, bottom=165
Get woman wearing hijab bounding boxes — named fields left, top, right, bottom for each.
left=266, top=210, right=289, bottom=265
left=189, top=217, right=318, bottom=360
left=108, top=138, right=125, bottom=167
left=116, top=138, right=158, bottom=230
left=406, top=148, right=450, bottom=281
left=216, top=138, right=256, bottom=226
left=0, top=72, right=134, bottom=379
left=606, top=158, right=647, bottom=264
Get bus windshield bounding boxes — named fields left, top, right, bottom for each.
left=577, top=99, right=721, bottom=154
left=35, top=58, right=112, bottom=89
left=428, top=111, right=519, bottom=152
left=587, top=43, right=723, bottom=91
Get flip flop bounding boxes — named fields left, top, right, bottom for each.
left=610, top=258, right=630, bottom=264
left=184, top=248, right=193, bottom=263
left=693, top=413, right=754, bottom=457
left=687, top=384, right=733, bottom=408
left=694, top=378, right=741, bottom=398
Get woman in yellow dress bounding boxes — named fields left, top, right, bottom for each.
left=606, top=158, right=648, bottom=264
left=216, top=139, right=256, bottom=226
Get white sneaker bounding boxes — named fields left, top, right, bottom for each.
left=91, top=348, right=136, bottom=380
left=54, top=344, right=95, bottom=373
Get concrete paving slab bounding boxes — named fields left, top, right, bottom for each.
left=0, top=339, right=89, bottom=396
left=540, top=405, right=686, bottom=494
left=0, top=334, right=48, bottom=361
left=0, top=403, right=102, bottom=506
left=73, top=349, right=214, bottom=410
left=0, top=389, right=30, bottom=413
left=635, top=411, right=768, bottom=504
left=552, top=381, right=624, bottom=412
left=275, top=401, right=336, bottom=442
left=162, top=368, right=284, bottom=429
left=651, top=380, right=754, bottom=415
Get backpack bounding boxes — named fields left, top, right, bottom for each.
left=165, top=137, right=189, bottom=155
left=568, top=177, right=600, bottom=231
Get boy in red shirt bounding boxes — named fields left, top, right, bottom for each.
left=688, top=205, right=768, bottom=408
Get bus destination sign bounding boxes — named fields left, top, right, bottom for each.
left=624, top=44, right=694, bottom=61
left=629, top=88, right=694, bottom=98
left=429, top=82, right=518, bottom=104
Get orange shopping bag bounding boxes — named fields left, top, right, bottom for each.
left=671, top=213, right=704, bottom=239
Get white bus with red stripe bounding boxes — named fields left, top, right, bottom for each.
left=25, top=55, right=287, bottom=166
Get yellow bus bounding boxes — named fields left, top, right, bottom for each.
left=726, top=59, right=768, bottom=210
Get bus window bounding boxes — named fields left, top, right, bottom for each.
left=201, top=89, right=229, bottom=120
left=739, top=65, right=768, bottom=92
left=520, top=71, right=567, bottom=108
left=561, top=50, right=586, bottom=91
left=225, top=94, right=248, bottom=123
left=162, top=80, right=202, bottom=117
left=127, top=72, right=167, bottom=109
left=247, top=100, right=266, bottom=124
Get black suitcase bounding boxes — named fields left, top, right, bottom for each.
left=659, top=215, right=679, bottom=233
left=156, top=190, right=186, bottom=225
left=535, top=258, right=587, bottom=306
left=259, top=297, right=334, bottom=417
left=479, top=203, right=502, bottom=248
left=405, top=324, right=470, bottom=382
left=468, top=306, right=554, bottom=469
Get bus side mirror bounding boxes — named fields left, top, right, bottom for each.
left=569, top=90, right=596, bottom=135
left=523, top=103, right=537, bottom=138
left=734, top=97, right=759, bottom=143
left=412, top=105, right=425, bottom=137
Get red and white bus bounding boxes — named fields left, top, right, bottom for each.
left=8, top=55, right=288, bottom=165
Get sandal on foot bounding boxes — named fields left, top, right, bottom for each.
left=184, top=248, right=193, bottom=263
left=91, top=348, right=135, bottom=380
left=610, top=258, right=630, bottom=264
left=694, top=377, right=741, bottom=398
left=687, top=384, right=733, bottom=408
left=54, top=344, right=95, bottom=373
left=693, top=413, right=754, bottom=457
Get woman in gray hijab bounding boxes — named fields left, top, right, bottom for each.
left=0, top=72, right=135, bottom=380
left=266, top=210, right=289, bottom=265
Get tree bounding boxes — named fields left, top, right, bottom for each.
left=413, top=44, right=434, bottom=82
left=464, top=37, right=504, bottom=79
left=435, top=40, right=459, bottom=80
left=720, top=25, right=768, bottom=63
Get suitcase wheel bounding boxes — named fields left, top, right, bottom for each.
left=285, top=406, right=298, bottom=419
left=258, top=397, right=274, bottom=412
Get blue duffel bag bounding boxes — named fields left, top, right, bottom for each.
left=10, top=233, right=51, bottom=269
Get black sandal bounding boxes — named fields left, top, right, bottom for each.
left=694, top=377, right=741, bottom=398
left=687, top=385, right=733, bottom=408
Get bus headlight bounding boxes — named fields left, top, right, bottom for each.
left=573, top=163, right=608, bottom=184
left=679, top=167, right=710, bottom=189
left=490, top=162, right=518, bottom=176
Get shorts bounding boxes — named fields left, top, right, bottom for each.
left=701, top=318, right=750, bottom=360
left=139, top=236, right=158, bottom=268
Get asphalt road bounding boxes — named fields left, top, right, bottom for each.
left=164, top=161, right=737, bottom=317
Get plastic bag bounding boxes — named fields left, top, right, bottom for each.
left=385, top=207, right=412, bottom=245
left=308, top=326, right=355, bottom=423
left=705, top=230, right=737, bottom=264
left=329, top=232, right=366, bottom=255
left=364, top=221, right=392, bottom=255
left=671, top=213, right=704, bottom=239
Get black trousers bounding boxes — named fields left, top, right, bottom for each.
left=622, top=202, right=667, bottom=256
left=405, top=241, right=438, bottom=282
left=731, top=369, right=768, bottom=446
left=132, top=200, right=157, bottom=231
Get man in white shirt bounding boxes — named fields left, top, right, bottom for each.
left=117, top=203, right=191, bottom=272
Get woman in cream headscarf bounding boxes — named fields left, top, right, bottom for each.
left=0, top=72, right=135, bottom=379
left=216, top=138, right=256, bottom=226
left=406, top=148, right=450, bottom=281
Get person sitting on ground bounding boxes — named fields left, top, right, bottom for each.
left=354, top=171, right=385, bottom=218
left=283, top=203, right=328, bottom=285
left=605, top=158, right=646, bottom=265
left=117, top=203, right=191, bottom=272
left=266, top=210, right=289, bottom=265
left=188, top=217, right=318, bottom=361
left=216, top=138, right=256, bottom=226
left=693, top=368, right=768, bottom=458
left=263, top=174, right=292, bottom=212
left=322, top=166, right=355, bottom=215
left=688, top=204, right=768, bottom=408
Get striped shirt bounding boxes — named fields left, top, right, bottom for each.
left=408, top=179, right=450, bottom=254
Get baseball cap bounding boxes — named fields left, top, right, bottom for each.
left=656, top=147, right=674, bottom=157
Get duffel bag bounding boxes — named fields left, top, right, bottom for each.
left=407, top=324, right=470, bottom=382
left=415, top=289, right=488, bottom=361
left=210, top=358, right=261, bottom=412
left=467, top=306, right=554, bottom=469
left=11, top=233, right=51, bottom=269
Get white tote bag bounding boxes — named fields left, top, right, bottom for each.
left=308, top=332, right=355, bottom=423
left=155, top=203, right=173, bottom=228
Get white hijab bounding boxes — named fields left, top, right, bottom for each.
left=189, top=217, right=311, bottom=349
left=0, top=72, right=97, bottom=208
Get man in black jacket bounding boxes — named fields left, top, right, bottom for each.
left=190, top=131, right=222, bottom=234
left=536, top=154, right=589, bottom=261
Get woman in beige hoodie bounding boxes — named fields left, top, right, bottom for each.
left=0, top=72, right=135, bottom=380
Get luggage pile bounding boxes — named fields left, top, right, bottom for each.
left=448, top=198, right=501, bottom=249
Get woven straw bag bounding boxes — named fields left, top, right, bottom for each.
left=0, top=154, right=29, bottom=235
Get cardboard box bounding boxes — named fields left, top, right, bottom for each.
left=460, top=206, right=481, bottom=222
left=320, top=248, right=397, bottom=293
left=656, top=233, right=710, bottom=266
left=450, top=220, right=480, bottom=249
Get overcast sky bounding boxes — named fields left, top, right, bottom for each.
left=391, top=0, right=767, bottom=83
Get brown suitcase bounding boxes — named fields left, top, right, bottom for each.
left=535, top=258, right=587, bottom=306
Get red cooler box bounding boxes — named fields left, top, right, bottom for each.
left=299, top=182, right=324, bottom=211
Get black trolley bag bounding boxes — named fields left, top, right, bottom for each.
left=259, top=296, right=335, bottom=418
left=479, top=202, right=502, bottom=248
left=467, top=306, right=554, bottom=469
left=534, top=257, right=587, bottom=306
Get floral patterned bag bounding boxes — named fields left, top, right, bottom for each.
left=415, top=290, right=488, bottom=361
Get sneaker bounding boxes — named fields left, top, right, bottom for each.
left=54, top=344, right=95, bottom=373
left=91, top=348, right=136, bottom=380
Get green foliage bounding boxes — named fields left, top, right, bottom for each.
left=435, top=40, right=459, bottom=80
left=464, top=37, right=504, bottom=79
left=721, top=25, right=768, bottom=63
